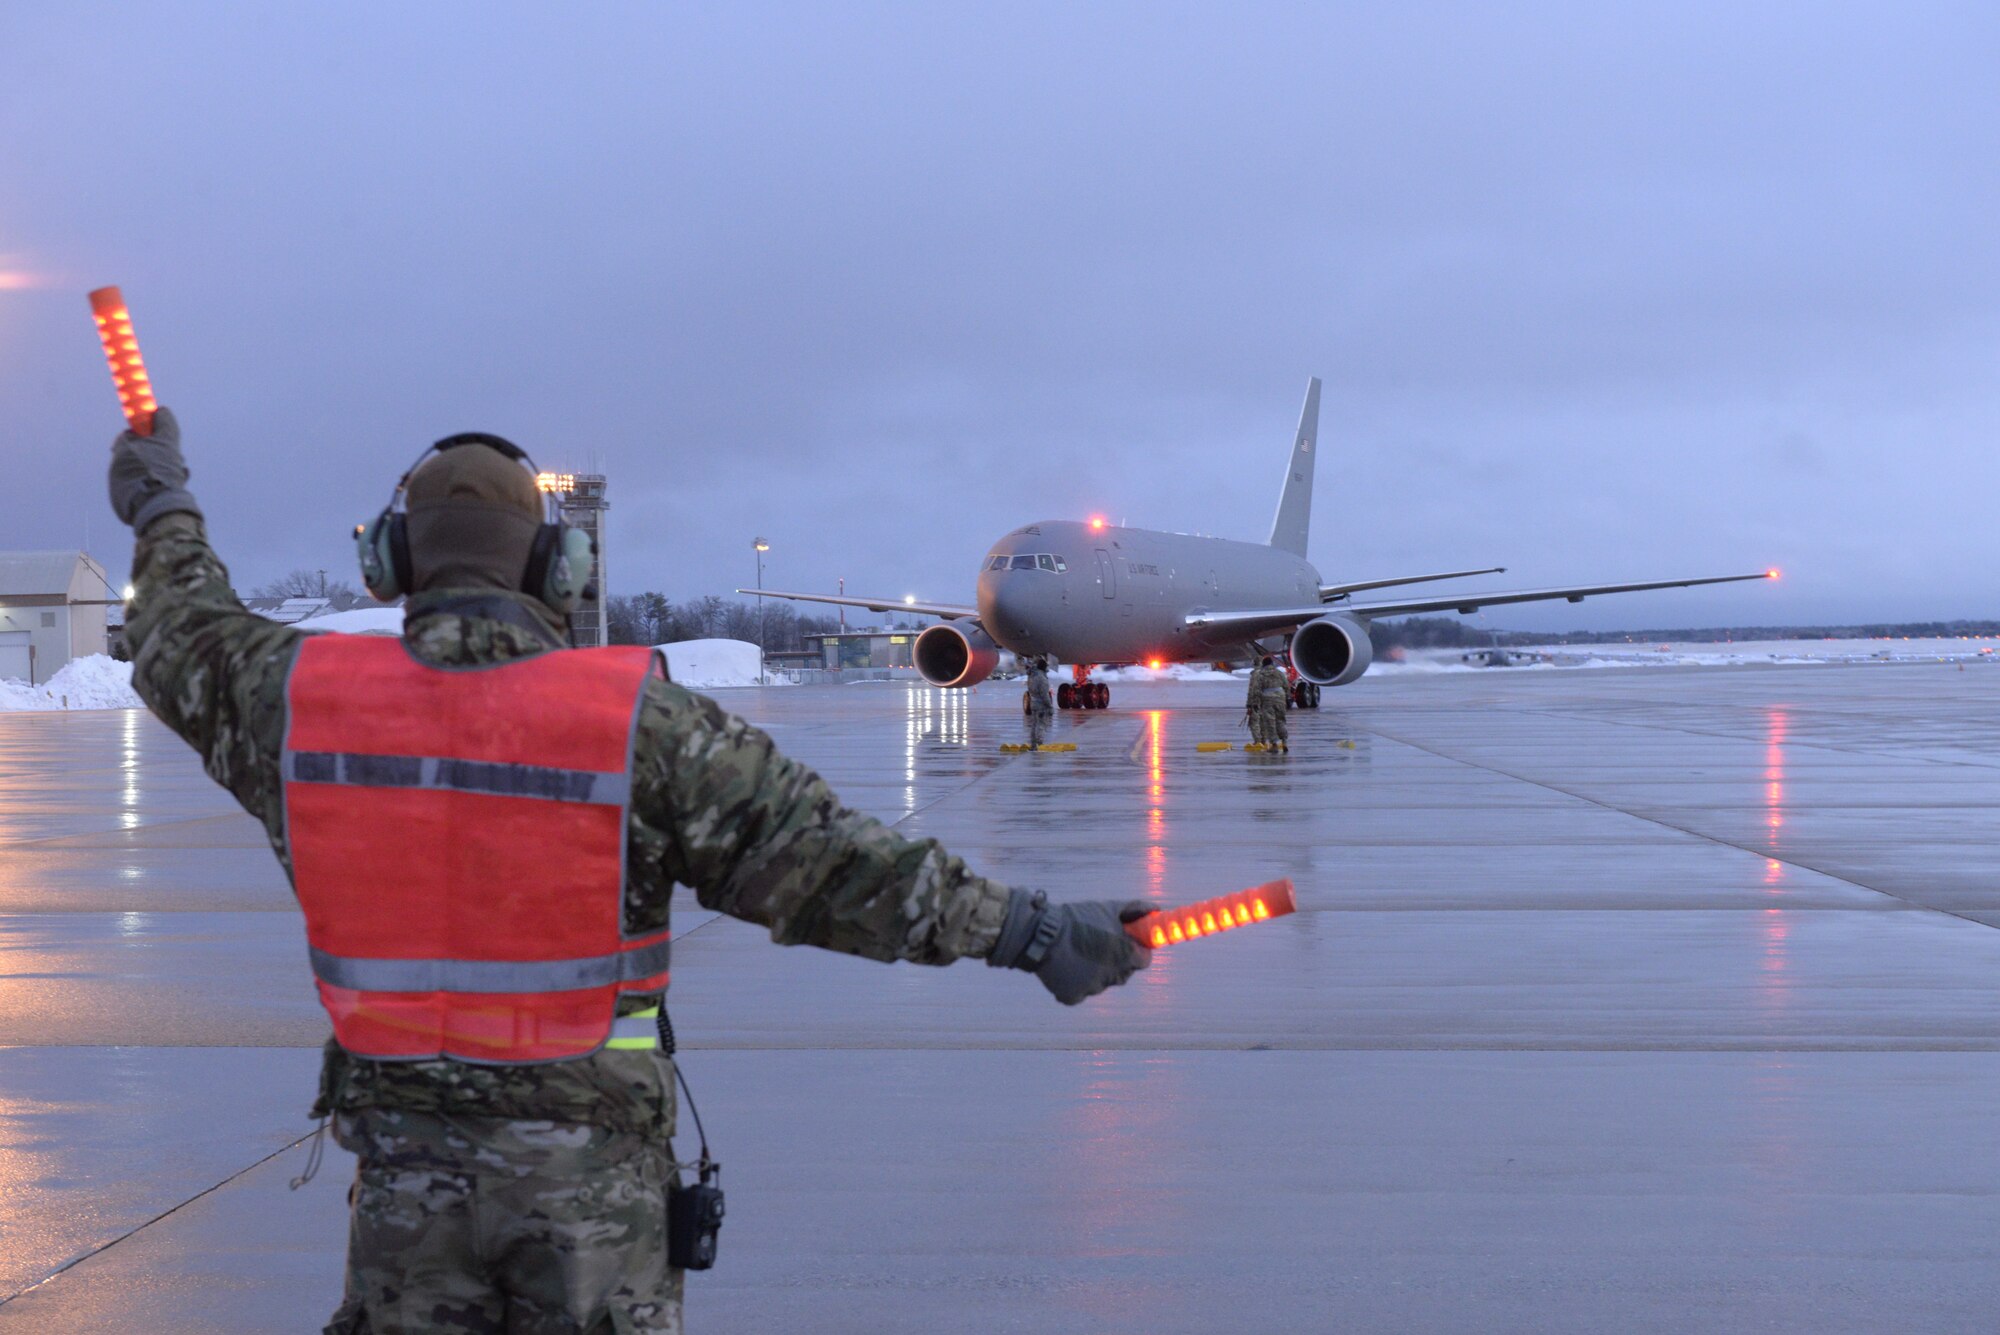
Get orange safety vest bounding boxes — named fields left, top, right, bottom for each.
left=282, top=635, right=669, bottom=1063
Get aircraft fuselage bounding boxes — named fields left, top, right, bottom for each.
left=975, top=520, right=1323, bottom=665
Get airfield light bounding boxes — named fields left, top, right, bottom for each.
left=87, top=286, right=157, bottom=435
left=536, top=472, right=577, bottom=494
left=904, top=594, right=916, bottom=605
left=121, top=584, right=135, bottom=601
left=1125, top=878, right=1297, bottom=948
left=1147, top=657, right=1164, bottom=670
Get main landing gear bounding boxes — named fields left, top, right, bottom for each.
left=1057, top=665, right=1110, bottom=711
left=1284, top=661, right=1321, bottom=709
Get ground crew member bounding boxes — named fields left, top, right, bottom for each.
left=108, top=411, right=1151, bottom=1335
left=1025, top=655, right=1054, bottom=749
left=1251, top=655, right=1291, bottom=753
left=1244, top=657, right=1273, bottom=748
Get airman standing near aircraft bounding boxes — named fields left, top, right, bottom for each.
left=107, top=411, right=1150, bottom=1335
left=1024, top=655, right=1054, bottom=749
left=1244, top=656, right=1275, bottom=748
left=1251, top=655, right=1292, bottom=753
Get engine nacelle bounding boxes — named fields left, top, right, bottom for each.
left=1289, top=614, right=1374, bottom=687
left=913, top=622, right=1001, bottom=688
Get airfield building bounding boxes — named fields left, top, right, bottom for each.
left=0, top=550, right=119, bottom=684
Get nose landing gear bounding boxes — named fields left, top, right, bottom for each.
left=1057, top=666, right=1109, bottom=710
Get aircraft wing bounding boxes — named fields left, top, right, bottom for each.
left=1320, top=566, right=1505, bottom=600
left=739, top=588, right=980, bottom=620
left=1187, top=570, right=1776, bottom=637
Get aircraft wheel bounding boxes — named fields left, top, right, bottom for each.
left=1057, top=683, right=1074, bottom=710
left=1291, top=681, right=1310, bottom=709
left=1307, top=683, right=1322, bottom=708
left=1094, top=683, right=1110, bottom=709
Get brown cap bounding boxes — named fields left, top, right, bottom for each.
left=404, top=443, right=544, bottom=592
left=407, top=443, right=543, bottom=519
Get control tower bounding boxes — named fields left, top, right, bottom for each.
left=535, top=470, right=609, bottom=647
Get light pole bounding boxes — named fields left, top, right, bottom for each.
left=753, top=537, right=770, bottom=684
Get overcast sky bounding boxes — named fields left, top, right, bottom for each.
left=3, top=2, right=1995, bottom=629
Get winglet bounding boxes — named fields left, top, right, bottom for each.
left=1267, top=377, right=1320, bottom=557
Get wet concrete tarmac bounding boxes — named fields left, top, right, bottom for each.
left=4, top=663, right=2000, bottom=1331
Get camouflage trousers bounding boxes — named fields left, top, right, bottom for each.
left=326, top=1110, right=683, bottom=1335
left=1253, top=700, right=1289, bottom=748
left=1027, top=701, right=1052, bottom=747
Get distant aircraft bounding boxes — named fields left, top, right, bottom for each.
left=745, top=378, right=1774, bottom=710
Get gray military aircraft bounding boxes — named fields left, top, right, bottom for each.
left=745, top=378, right=1774, bottom=710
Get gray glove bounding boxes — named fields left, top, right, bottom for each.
left=988, top=890, right=1152, bottom=1005
left=108, top=407, right=202, bottom=532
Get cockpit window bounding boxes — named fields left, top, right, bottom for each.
left=1053, top=556, right=1068, bottom=572
left=1037, top=554, right=1057, bottom=572
left=988, top=555, right=1008, bottom=571
left=1009, top=554, right=1039, bottom=570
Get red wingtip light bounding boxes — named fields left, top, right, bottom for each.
left=1766, top=568, right=1781, bottom=580
left=87, top=286, right=157, bottom=435
left=1125, top=879, right=1298, bottom=948
left=1089, top=515, right=1107, bottom=531
left=1147, top=658, right=1164, bottom=670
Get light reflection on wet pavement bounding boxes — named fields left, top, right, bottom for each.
left=5, top=664, right=2000, bottom=1331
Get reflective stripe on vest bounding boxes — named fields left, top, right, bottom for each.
left=606, top=1007, right=660, bottom=1051
left=283, top=635, right=666, bottom=1065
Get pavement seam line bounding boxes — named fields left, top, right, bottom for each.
left=1344, top=716, right=1999, bottom=932
left=0, top=1130, right=317, bottom=1307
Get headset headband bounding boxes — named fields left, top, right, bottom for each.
left=390, top=431, right=556, bottom=522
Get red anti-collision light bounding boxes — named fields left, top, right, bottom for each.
left=1125, top=878, right=1297, bottom=947
left=88, top=286, right=157, bottom=436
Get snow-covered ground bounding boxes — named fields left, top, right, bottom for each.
left=659, top=637, right=768, bottom=689
left=294, top=606, right=404, bottom=634
left=1378, top=636, right=2000, bottom=675
left=0, top=655, right=143, bottom=710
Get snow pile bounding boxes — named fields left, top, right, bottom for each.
left=0, top=654, right=144, bottom=710
left=659, top=638, right=766, bottom=689
left=296, top=606, right=406, bottom=635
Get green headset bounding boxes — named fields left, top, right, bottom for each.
left=353, top=432, right=596, bottom=613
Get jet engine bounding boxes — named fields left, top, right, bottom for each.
left=1288, top=614, right=1374, bottom=687
left=913, top=622, right=1002, bottom=688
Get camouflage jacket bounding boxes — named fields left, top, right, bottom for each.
left=125, top=514, right=1013, bottom=1137
left=1248, top=664, right=1288, bottom=706
left=1024, top=663, right=1052, bottom=710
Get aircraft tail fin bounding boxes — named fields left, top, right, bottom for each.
left=1267, top=376, right=1320, bottom=557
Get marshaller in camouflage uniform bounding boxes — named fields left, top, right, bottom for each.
left=108, top=410, right=1151, bottom=1335
left=1024, top=656, right=1054, bottom=749
left=1248, top=655, right=1290, bottom=752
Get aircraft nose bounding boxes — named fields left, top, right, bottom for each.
left=983, top=573, right=1040, bottom=640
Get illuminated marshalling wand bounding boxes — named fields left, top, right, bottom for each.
left=88, top=286, right=158, bottom=436
left=1125, top=878, right=1298, bottom=948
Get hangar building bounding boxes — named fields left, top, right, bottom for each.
left=0, top=551, right=119, bottom=685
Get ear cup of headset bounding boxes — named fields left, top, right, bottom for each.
left=355, top=511, right=413, bottom=602
left=523, top=524, right=595, bottom=613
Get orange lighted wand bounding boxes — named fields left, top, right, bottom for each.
left=1125, top=878, right=1297, bottom=948
left=88, top=286, right=157, bottom=435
